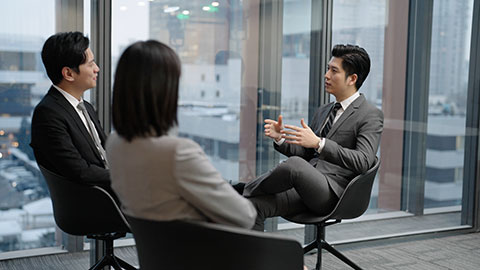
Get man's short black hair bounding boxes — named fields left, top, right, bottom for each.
left=112, top=40, right=181, bottom=142
left=331, top=44, right=370, bottom=90
left=41, top=31, right=90, bottom=85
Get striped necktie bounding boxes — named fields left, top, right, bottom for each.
left=77, top=102, right=109, bottom=168
left=321, top=102, right=342, bottom=137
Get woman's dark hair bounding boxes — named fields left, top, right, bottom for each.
left=112, top=40, right=181, bottom=141
left=41, top=32, right=89, bottom=85
left=331, top=44, right=370, bottom=90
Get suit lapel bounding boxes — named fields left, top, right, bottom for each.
left=327, top=94, right=365, bottom=137
left=48, top=87, right=103, bottom=159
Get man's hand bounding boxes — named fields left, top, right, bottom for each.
left=282, top=118, right=320, bottom=148
left=264, top=115, right=284, bottom=141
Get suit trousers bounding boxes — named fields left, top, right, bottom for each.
left=245, top=156, right=338, bottom=231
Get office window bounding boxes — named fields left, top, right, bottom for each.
left=0, top=0, right=56, bottom=253
left=329, top=0, right=475, bottom=242
left=0, top=0, right=91, bottom=255
left=332, top=0, right=385, bottom=107
left=332, top=0, right=386, bottom=212
left=280, top=0, right=311, bottom=129
left=424, top=0, right=473, bottom=209
left=0, top=0, right=478, bottom=260
left=112, top=0, right=259, bottom=182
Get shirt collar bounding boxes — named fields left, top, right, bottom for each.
left=338, top=91, right=360, bottom=111
left=53, top=85, right=84, bottom=108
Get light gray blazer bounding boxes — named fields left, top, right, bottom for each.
left=274, top=94, right=384, bottom=198
left=106, top=132, right=257, bottom=229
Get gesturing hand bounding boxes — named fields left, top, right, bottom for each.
left=264, top=115, right=284, bottom=141
left=282, top=118, right=320, bottom=148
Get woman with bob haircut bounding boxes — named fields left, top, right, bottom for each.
left=106, top=40, right=256, bottom=228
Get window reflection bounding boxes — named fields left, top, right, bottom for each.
left=0, top=0, right=57, bottom=252
left=332, top=0, right=386, bottom=107
left=330, top=0, right=474, bottom=242
left=332, top=0, right=386, bottom=213
left=281, top=0, right=311, bottom=125
left=113, top=0, right=254, bottom=182
left=425, top=0, right=473, bottom=209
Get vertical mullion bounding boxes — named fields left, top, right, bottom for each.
left=462, top=0, right=480, bottom=227
left=304, top=0, right=331, bottom=244
left=309, top=0, right=332, bottom=121
left=54, top=0, right=85, bottom=253
left=89, top=1, right=111, bottom=268
left=402, top=0, right=434, bottom=215
left=378, top=0, right=409, bottom=211
left=90, top=0, right=111, bottom=134
left=55, top=0, right=83, bottom=32
left=256, top=0, right=284, bottom=177
left=257, top=0, right=284, bottom=232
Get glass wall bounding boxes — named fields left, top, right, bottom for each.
left=112, top=0, right=311, bottom=189
left=280, top=0, right=311, bottom=149
left=0, top=0, right=57, bottom=252
left=1, top=0, right=479, bottom=258
left=331, top=0, right=386, bottom=213
left=0, top=0, right=91, bottom=254
left=112, top=0, right=260, bottom=183
left=326, top=0, right=476, bottom=243
left=424, top=0, right=473, bottom=209
left=332, top=0, right=385, bottom=106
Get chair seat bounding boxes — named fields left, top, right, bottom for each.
left=284, top=212, right=333, bottom=225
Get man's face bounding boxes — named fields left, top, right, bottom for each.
left=324, top=57, right=354, bottom=99
left=73, top=48, right=99, bottom=90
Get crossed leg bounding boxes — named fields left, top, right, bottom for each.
left=246, top=156, right=338, bottom=231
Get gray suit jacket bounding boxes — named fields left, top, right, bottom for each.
left=274, top=94, right=383, bottom=198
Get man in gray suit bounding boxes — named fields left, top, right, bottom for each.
left=244, top=44, right=384, bottom=231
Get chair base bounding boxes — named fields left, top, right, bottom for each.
left=89, top=254, right=137, bottom=270
left=304, top=225, right=362, bottom=270
left=88, top=234, right=136, bottom=270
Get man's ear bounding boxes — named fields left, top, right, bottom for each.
left=347, top=73, right=358, bottom=86
left=61, top=67, right=75, bottom=82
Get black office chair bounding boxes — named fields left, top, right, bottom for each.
left=127, top=216, right=304, bottom=270
left=283, top=158, right=380, bottom=270
left=39, top=165, right=137, bottom=270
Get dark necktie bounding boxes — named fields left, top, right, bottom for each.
left=321, top=102, right=342, bottom=137
left=77, top=102, right=109, bottom=168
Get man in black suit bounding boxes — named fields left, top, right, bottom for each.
left=30, top=32, right=111, bottom=191
left=243, top=44, right=384, bottom=230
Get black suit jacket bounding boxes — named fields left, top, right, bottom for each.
left=30, top=86, right=110, bottom=188
left=274, top=94, right=383, bottom=197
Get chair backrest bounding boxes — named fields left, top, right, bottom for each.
left=328, top=157, right=380, bottom=220
left=127, top=216, right=304, bottom=270
left=39, top=165, right=129, bottom=236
